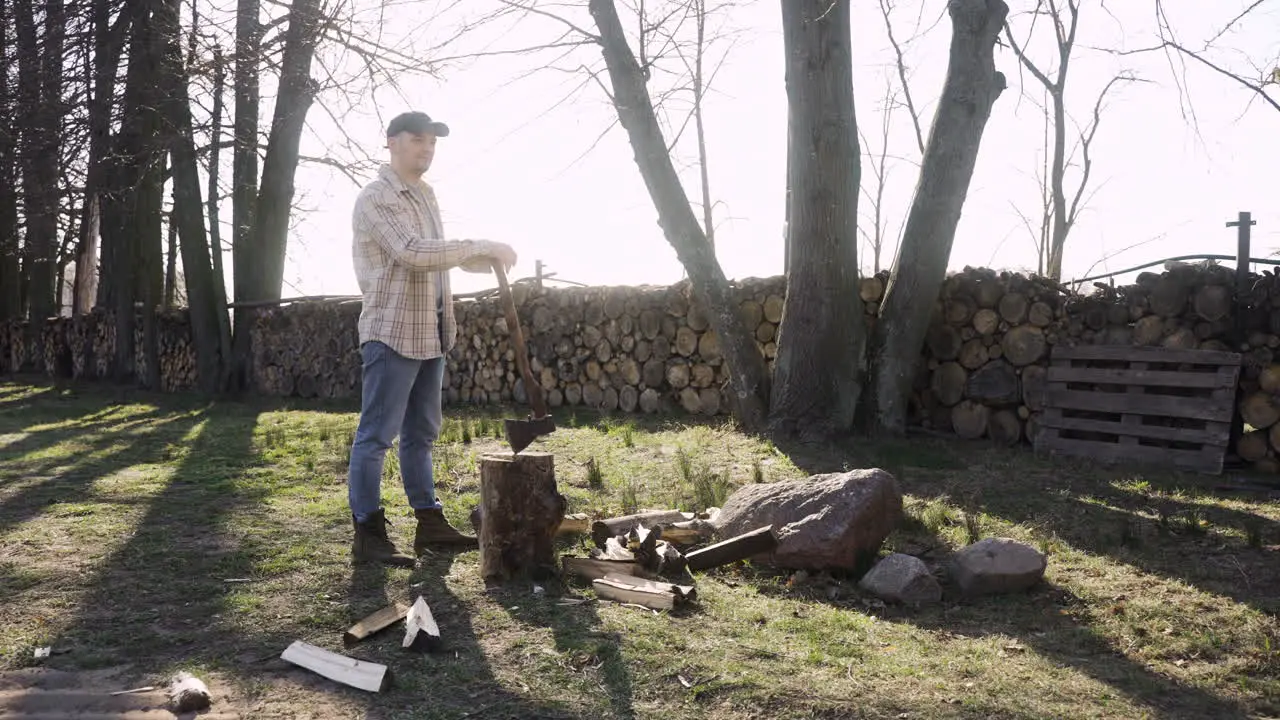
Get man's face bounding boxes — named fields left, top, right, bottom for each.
left=389, top=131, right=438, bottom=174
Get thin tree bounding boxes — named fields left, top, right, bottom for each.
left=1004, top=0, right=1138, bottom=280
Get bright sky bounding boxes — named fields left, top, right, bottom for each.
left=272, top=0, right=1280, bottom=300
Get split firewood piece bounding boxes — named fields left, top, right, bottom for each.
left=657, top=519, right=716, bottom=546
left=602, top=572, right=697, bottom=602
left=167, top=672, right=211, bottom=714
left=591, top=577, right=677, bottom=611
left=654, top=540, right=687, bottom=577
left=558, top=512, right=591, bottom=535
left=280, top=640, right=391, bottom=693
left=343, top=602, right=410, bottom=648
left=402, top=596, right=443, bottom=653
left=591, top=510, right=692, bottom=547
left=590, top=536, right=635, bottom=562
left=562, top=556, right=644, bottom=582
left=685, top=526, right=778, bottom=572
left=627, top=524, right=661, bottom=554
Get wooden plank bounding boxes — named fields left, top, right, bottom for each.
left=1044, top=387, right=1234, bottom=422
left=1045, top=367, right=1232, bottom=388
left=1119, top=361, right=1147, bottom=447
left=280, top=640, right=391, bottom=692
left=343, top=602, right=410, bottom=648
left=1038, top=414, right=1231, bottom=446
left=1038, top=434, right=1224, bottom=474
left=685, top=526, right=778, bottom=572
left=1050, top=345, right=1242, bottom=366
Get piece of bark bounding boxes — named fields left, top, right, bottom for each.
left=343, top=602, right=410, bottom=648
left=280, top=640, right=391, bottom=693
left=402, top=596, right=442, bottom=653
left=591, top=510, right=691, bottom=547
left=478, top=453, right=567, bottom=586
left=685, top=526, right=778, bottom=572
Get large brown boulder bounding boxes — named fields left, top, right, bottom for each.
left=712, top=469, right=902, bottom=571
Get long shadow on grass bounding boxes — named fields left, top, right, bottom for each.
left=347, top=550, right=617, bottom=720
left=0, top=409, right=207, bottom=540
left=35, top=403, right=272, bottom=669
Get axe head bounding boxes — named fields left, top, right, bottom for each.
left=504, top=415, right=556, bottom=455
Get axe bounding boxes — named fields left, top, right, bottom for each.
left=491, top=260, right=555, bottom=454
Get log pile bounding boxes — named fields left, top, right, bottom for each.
left=912, top=262, right=1255, bottom=450
left=249, top=301, right=362, bottom=399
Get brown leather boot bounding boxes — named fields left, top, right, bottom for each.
left=352, top=509, right=415, bottom=567
left=414, top=508, right=479, bottom=554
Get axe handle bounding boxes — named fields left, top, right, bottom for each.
left=492, top=260, right=549, bottom=419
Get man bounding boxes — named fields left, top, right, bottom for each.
left=347, top=110, right=517, bottom=566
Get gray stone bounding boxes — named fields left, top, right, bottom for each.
left=951, top=537, right=1047, bottom=596
left=712, top=468, right=902, bottom=571
left=858, top=553, right=941, bottom=604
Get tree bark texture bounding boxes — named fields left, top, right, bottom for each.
left=770, top=0, right=866, bottom=440
left=869, top=0, right=1008, bottom=435
left=253, top=0, right=322, bottom=302
left=588, top=0, right=771, bottom=432
left=230, top=0, right=262, bottom=390
left=0, top=1, right=20, bottom=321
left=158, top=0, right=232, bottom=394
left=15, top=0, right=65, bottom=327
left=477, top=453, right=566, bottom=586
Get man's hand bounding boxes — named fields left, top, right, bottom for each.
left=474, top=240, right=517, bottom=274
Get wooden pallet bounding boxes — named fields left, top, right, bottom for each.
left=1034, top=345, right=1242, bottom=474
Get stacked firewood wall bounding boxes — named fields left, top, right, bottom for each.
left=912, top=263, right=1249, bottom=449
left=10, top=262, right=1280, bottom=473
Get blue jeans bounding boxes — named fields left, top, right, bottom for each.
left=348, top=341, right=445, bottom=522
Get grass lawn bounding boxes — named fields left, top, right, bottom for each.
left=0, top=379, right=1277, bottom=719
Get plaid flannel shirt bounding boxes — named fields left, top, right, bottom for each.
left=352, top=164, right=487, bottom=360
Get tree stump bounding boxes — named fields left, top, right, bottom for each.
left=477, top=453, right=566, bottom=587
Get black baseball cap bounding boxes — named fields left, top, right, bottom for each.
left=386, top=111, right=450, bottom=138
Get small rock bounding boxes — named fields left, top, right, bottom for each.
left=951, top=537, right=1046, bottom=596
left=858, top=553, right=942, bottom=604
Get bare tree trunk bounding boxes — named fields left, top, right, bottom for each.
left=769, top=0, right=865, bottom=440
left=208, top=45, right=233, bottom=387
left=230, top=0, right=262, bottom=390
left=73, top=0, right=128, bottom=317
left=253, top=0, right=322, bottom=300
left=588, top=0, right=770, bottom=431
left=158, top=0, right=230, bottom=394
left=692, top=0, right=714, bottom=251
left=868, top=0, right=1008, bottom=436
left=0, top=2, right=20, bottom=321
left=164, top=195, right=178, bottom=308
left=16, top=0, right=65, bottom=328
left=1045, top=90, right=1067, bottom=279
